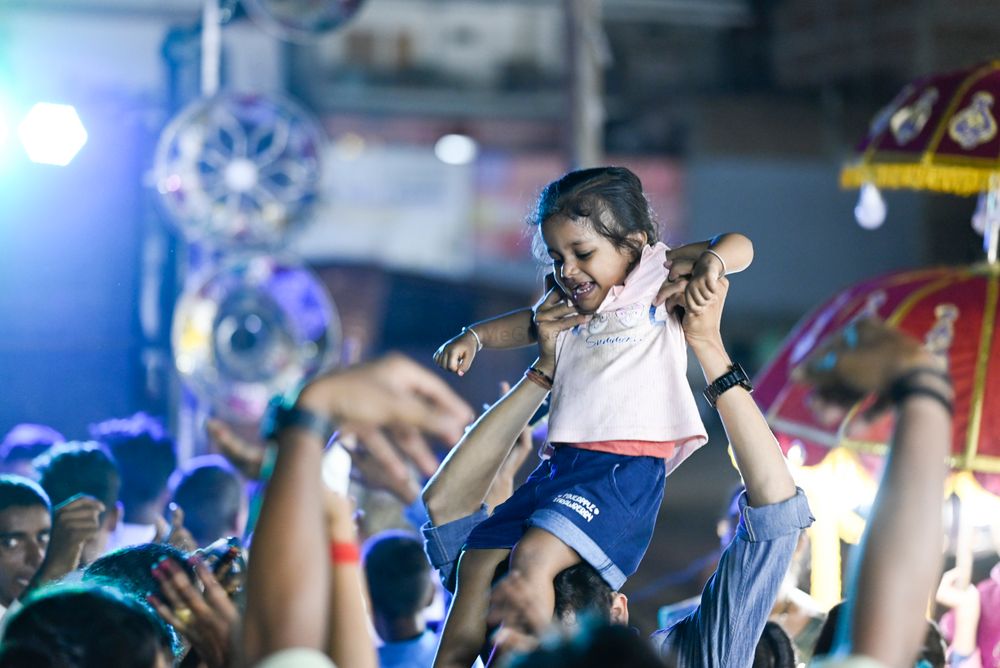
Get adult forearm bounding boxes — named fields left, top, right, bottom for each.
left=328, top=564, right=377, bottom=668
left=846, top=395, right=950, bottom=666
left=470, top=309, right=536, bottom=349
left=423, top=376, right=547, bottom=525
left=244, top=433, right=328, bottom=662
left=689, top=336, right=795, bottom=507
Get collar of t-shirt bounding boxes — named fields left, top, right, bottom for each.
left=596, top=242, right=667, bottom=314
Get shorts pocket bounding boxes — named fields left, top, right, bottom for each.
left=608, top=457, right=665, bottom=510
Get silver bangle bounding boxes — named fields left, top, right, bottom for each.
left=702, top=248, right=727, bottom=276
left=463, top=326, right=483, bottom=352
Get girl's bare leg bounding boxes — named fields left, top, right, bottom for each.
left=433, top=548, right=510, bottom=668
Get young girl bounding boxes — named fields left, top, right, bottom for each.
left=432, top=166, right=753, bottom=667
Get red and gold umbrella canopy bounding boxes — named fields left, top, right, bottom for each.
left=840, top=60, right=1000, bottom=196
left=756, top=264, right=1000, bottom=487
left=756, top=264, right=1000, bottom=605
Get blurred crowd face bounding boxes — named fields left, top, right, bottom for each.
left=0, top=504, right=50, bottom=606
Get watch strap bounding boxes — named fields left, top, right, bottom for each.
left=703, top=363, right=753, bottom=408
left=261, top=395, right=337, bottom=446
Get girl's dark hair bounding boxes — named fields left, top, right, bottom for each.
left=529, top=166, right=659, bottom=263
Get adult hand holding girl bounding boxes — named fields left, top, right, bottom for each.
left=531, top=287, right=592, bottom=377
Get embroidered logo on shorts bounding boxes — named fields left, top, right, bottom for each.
left=553, top=493, right=600, bottom=522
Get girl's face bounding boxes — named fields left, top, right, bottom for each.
left=541, top=215, right=640, bottom=314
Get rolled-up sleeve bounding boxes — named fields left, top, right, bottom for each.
left=421, top=505, right=489, bottom=593
left=651, top=488, right=814, bottom=668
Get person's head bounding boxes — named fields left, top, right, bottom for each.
left=84, top=542, right=193, bottom=602
left=83, top=543, right=194, bottom=656
left=508, top=620, right=667, bottom=668
left=363, top=531, right=434, bottom=628
left=813, top=601, right=946, bottom=668
left=530, top=167, right=658, bottom=314
left=35, top=441, right=121, bottom=565
left=0, top=424, right=64, bottom=480
left=169, top=455, right=246, bottom=548
left=90, top=413, right=176, bottom=522
left=0, top=585, right=173, bottom=668
left=553, top=562, right=628, bottom=627
left=0, top=476, right=51, bottom=607
left=753, top=621, right=797, bottom=668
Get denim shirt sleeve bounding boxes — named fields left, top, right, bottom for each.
left=421, top=505, right=490, bottom=593
left=650, top=488, right=814, bottom=668
left=403, top=497, right=431, bottom=530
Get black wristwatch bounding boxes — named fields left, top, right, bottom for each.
left=260, top=393, right=338, bottom=446
left=703, top=363, right=754, bottom=408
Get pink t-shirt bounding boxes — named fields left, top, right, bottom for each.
left=546, top=242, right=708, bottom=474
left=940, top=562, right=1000, bottom=666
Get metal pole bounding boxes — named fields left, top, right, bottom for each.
left=564, top=0, right=607, bottom=168
left=201, top=0, right=222, bottom=97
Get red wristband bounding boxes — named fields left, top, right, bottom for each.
left=330, top=541, right=360, bottom=564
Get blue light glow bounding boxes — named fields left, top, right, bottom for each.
left=17, top=102, right=88, bottom=167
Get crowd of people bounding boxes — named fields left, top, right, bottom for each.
left=0, top=166, right=990, bottom=668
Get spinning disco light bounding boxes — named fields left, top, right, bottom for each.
left=154, top=93, right=326, bottom=248
left=172, top=255, right=340, bottom=422
left=242, top=0, right=366, bottom=42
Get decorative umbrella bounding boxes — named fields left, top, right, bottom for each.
left=754, top=264, right=1000, bottom=606
left=839, top=60, right=1000, bottom=247
left=757, top=263, right=1000, bottom=474
left=762, top=58, right=1000, bottom=607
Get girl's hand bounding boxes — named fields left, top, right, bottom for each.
left=532, top=288, right=591, bottom=374
left=433, top=330, right=479, bottom=376
left=655, top=246, right=699, bottom=307
left=685, top=252, right=725, bottom=314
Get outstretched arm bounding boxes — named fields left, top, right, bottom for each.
left=656, top=233, right=754, bottom=310
left=434, top=309, right=536, bottom=375
left=796, top=318, right=952, bottom=667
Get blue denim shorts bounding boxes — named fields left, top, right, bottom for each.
left=464, top=446, right=666, bottom=590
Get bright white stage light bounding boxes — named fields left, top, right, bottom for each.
left=434, top=134, right=478, bottom=166
left=17, top=103, right=88, bottom=167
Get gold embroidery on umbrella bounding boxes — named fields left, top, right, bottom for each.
left=948, top=92, right=997, bottom=150
left=924, top=303, right=959, bottom=366
left=890, top=88, right=939, bottom=145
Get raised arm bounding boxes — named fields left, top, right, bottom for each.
left=682, top=277, right=794, bottom=506
left=797, top=318, right=952, bottom=667
left=652, top=278, right=809, bottom=666
left=424, top=289, right=588, bottom=525
left=422, top=376, right=547, bottom=526
left=242, top=354, right=472, bottom=664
